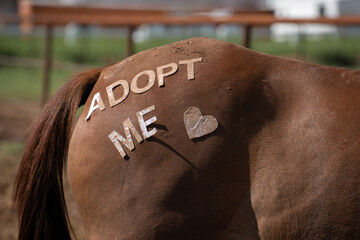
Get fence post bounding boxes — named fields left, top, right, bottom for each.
left=126, top=25, right=135, bottom=57
left=243, top=24, right=252, bottom=49
left=41, top=23, right=53, bottom=106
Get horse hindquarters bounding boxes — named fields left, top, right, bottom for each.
left=68, top=38, right=270, bottom=239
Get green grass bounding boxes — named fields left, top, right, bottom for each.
left=1, top=34, right=359, bottom=65
left=0, top=35, right=123, bottom=64
left=0, top=141, right=24, bottom=156
left=0, top=35, right=359, bottom=102
left=0, top=66, right=72, bottom=101
left=0, top=35, right=186, bottom=65
left=252, top=36, right=360, bottom=68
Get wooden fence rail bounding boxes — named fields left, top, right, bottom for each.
left=3, top=2, right=360, bottom=104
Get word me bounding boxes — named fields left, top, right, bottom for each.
left=108, top=105, right=157, bottom=159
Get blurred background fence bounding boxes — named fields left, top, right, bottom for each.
left=1, top=0, right=360, bottom=104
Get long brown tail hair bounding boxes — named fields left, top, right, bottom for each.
left=13, top=67, right=103, bottom=240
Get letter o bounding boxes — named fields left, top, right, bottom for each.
left=106, top=80, right=130, bottom=107
left=131, top=70, right=156, bottom=94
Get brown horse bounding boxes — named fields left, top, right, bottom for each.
left=14, top=37, right=360, bottom=240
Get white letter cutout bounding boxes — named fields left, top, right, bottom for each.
left=108, top=118, right=143, bottom=158
left=85, top=92, right=105, bottom=121
left=131, top=70, right=156, bottom=94
left=136, top=105, right=157, bottom=139
left=179, top=57, right=202, bottom=80
left=106, top=80, right=130, bottom=107
left=157, top=63, right=178, bottom=86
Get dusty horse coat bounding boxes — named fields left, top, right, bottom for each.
left=14, top=38, right=360, bottom=239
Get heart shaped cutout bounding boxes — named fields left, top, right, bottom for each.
left=184, top=107, right=218, bottom=139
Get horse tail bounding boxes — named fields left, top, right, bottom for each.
left=13, top=67, right=103, bottom=240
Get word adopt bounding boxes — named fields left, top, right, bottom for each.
left=86, top=57, right=202, bottom=121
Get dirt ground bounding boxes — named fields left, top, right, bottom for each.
left=0, top=98, right=86, bottom=240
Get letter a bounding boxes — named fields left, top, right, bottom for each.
left=85, top=92, right=105, bottom=121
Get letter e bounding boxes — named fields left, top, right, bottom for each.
left=136, top=105, right=157, bottom=139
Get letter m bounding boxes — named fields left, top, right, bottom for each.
left=108, top=118, right=143, bottom=158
